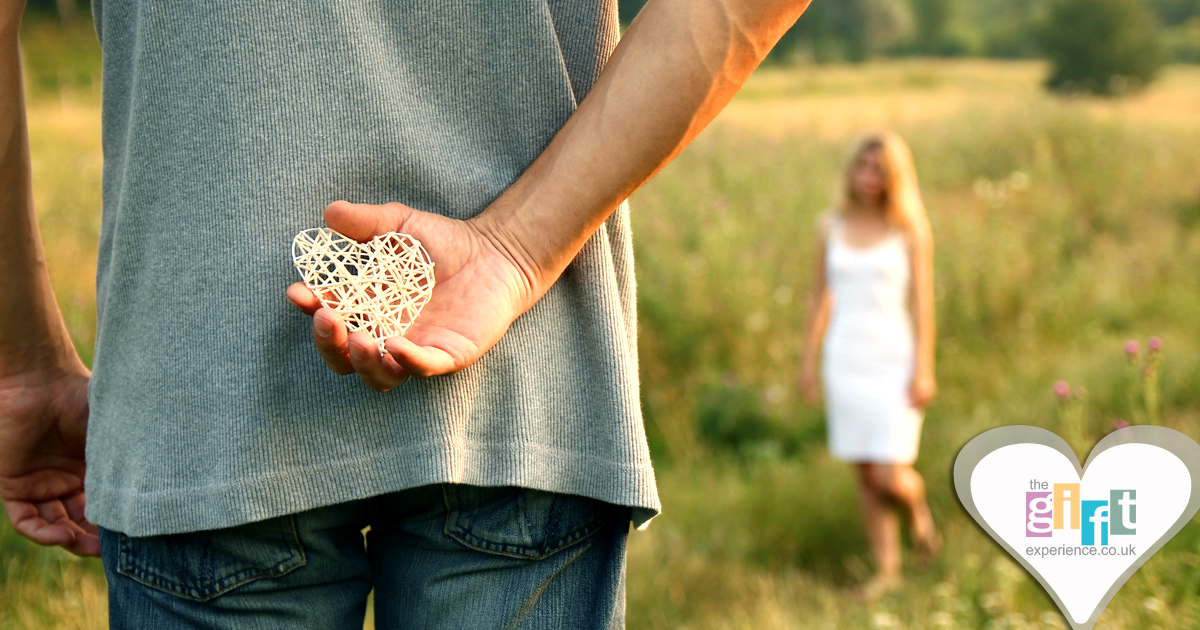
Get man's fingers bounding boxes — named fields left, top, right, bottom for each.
left=386, top=336, right=461, bottom=378
left=4, top=497, right=101, bottom=556
left=13, top=513, right=72, bottom=545
left=312, top=308, right=355, bottom=375
left=63, top=529, right=101, bottom=557
left=347, top=332, right=410, bottom=391
left=63, top=490, right=89, bottom=526
left=324, top=200, right=413, bottom=242
left=286, top=283, right=322, bottom=315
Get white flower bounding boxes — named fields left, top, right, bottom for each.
left=1007, top=171, right=1030, bottom=191
left=871, top=611, right=902, bottom=629
left=933, top=582, right=956, bottom=599
left=772, top=285, right=793, bottom=304
left=980, top=592, right=1005, bottom=613
left=973, top=178, right=993, bottom=199
left=745, top=312, right=768, bottom=332
left=995, top=558, right=1026, bottom=583
left=1038, top=611, right=1066, bottom=628
left=762, top=384, right=785, bottom=405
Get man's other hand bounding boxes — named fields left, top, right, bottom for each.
left=0, top=363, right=98, bottom=557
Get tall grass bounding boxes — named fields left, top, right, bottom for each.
left=5, top=16, right=1200, bottom=629
left=626, top=63, right=1200, bottom=629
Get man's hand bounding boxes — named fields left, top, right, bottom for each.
left=0, top=362, right=98, bottom=557
left=286, top=200, right=537, bottom=391
left=1, top=1, right=98, bottom=556
left=287, top=0, right=813, bottom=390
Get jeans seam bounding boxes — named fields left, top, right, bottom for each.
left=441, top=484, right=611, bottom=560
left=115, top=515, right=308, bottom=602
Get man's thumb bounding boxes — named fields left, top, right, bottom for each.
left=323, top=200, right=414, bottom=242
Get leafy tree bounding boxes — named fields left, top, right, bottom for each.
left=773, top=0, right=913, bottom=62
left=1146, top=0, right=1200, bottom=25
left=903, top=0, right=975, bottom=55
left=624, top=0, right=912, bottom=63
left=1037, top=0, right=1166, bottom=95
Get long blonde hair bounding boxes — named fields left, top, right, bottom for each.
left=838, top=131, right=931, bottom=239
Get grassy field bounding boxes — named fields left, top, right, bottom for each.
left=5, top=18, right=1200, bottom=630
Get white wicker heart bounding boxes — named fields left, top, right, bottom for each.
left=292, top=227, right=435, bottom=355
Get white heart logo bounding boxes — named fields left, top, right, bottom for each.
left=954, top=425, right=1200, bottom=629
left=291, top=227, right=436, bottom=354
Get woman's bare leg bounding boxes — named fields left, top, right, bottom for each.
left=856, top=463, right=902, bottom=598
left=871, top=463, right=942, bottom=558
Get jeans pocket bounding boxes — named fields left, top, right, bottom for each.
left=115, top=514, right=307, bottom=602
left=442, top=485, right=614, bottom=560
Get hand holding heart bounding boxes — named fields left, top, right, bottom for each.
left=286, top=200, right=537, bottom=392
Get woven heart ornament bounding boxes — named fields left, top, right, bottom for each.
left=292, top=227, right=435, bottom=355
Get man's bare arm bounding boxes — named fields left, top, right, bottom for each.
left=0, top=2, right=98, bottom=557
left=288, top=0, right=814, bottom=382
left=0, top=4, right=79, bottom=372
left=476, top=0, right=810, bottom=303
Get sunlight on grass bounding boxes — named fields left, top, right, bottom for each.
left=8, top=14, right=1200, bottom=629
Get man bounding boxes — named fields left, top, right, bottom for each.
left=0, top=0, right=810, bottom=627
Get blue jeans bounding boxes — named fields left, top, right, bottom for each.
left=99, top=484, right=631, bottom=629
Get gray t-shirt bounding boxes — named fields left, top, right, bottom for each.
left=84, top=0, right=659, bottom=536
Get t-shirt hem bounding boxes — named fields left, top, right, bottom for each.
left=85, top=439, right=661, bottom=537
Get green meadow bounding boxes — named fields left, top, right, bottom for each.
left=4, top=17, right=1200, bottom=630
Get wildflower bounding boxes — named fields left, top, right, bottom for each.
left=745, top=312, right=769, bottom=332
left=1054, top=381, right=1070, bottom=400
left=1113, top=419, right=1130, bottom=431
left=1008, top=171, right=1030, bottom=191
left=870, top=612, right=901, bottom=629
left=762, top=384, right=785, bottom=405
left=1125, top=339, right=1140, bottom=357
left=980, top=592, right=1004, bottom=613
left=1148, top=336, right=1162, bottom=352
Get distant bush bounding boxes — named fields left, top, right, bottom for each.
left=623, top=0, right=1193, bottom=65
left=1036, top=0, right=1166, bottom=95
left=695, top=377, right=825, bottom=461
left=770, top=0, right=915, bottom=62
left=1147, top=0, right=1200, bottom=26
left=696, top=379, right=777, bottom=453
left=894, top=0, right=982, bottom=56
left=1162, top=18, right=1200, bottom=62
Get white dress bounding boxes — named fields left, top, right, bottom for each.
left=821, top=213, right=924, bottom=464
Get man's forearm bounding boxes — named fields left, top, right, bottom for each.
left=0, top=16, right=78, bottom=375
left=475, top=0, right=810, bottom=303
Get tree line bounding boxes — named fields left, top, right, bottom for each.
left=25, top=0, right=1200, bottom=95
left=624, top=0, right=1197, bottom=65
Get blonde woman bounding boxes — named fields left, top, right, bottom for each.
left=799, top=131, right=941, bottom=599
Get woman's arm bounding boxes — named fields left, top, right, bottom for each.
left=798, top=215, right=832, bottom=406
left=908, top=224, right=937, bottom=408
